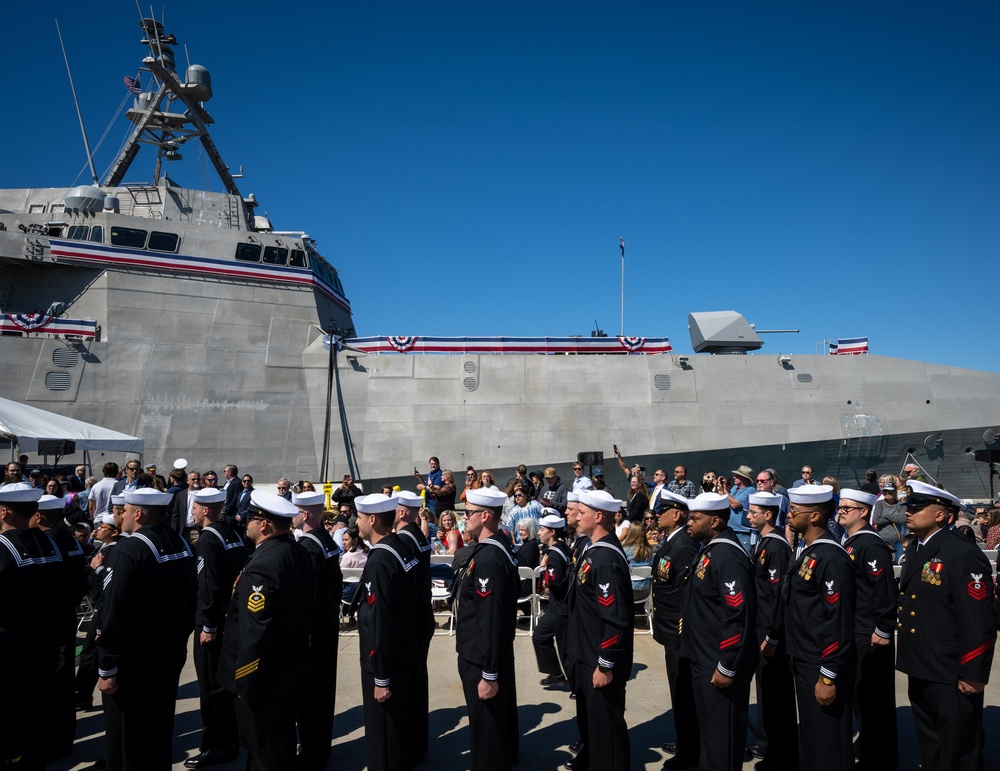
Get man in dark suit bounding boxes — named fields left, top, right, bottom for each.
left=896, top=480, right=997, bottom=771
left=170, top=471, right=202, bottom=543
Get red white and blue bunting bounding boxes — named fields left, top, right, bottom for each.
left=1, top=315, right=97, bottom=339
left=344, top=335, right=673, bottom=355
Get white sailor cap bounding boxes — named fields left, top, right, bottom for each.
left=689, top=492, right=730, bottom=512
left=0, top=483, right=43, bottom=503
left=291, top=491, right=326, bottom=507
left=577, top=489, right=623, bottom=513
left=37, top=494, right=64, bottom=511
left=395, top=490, right=424, bottom=508
left=192, top=488, right=226, bottom=505
left=466, top=488, right=508, bottom=508
left=249, top=490, right=299, bottom=519
left=95, top=513, right=117, bottom=527
left=173, top=458, right=188, bottom=470
left=839, top=489, right=877, bottom=508
left=355, top=493, right=399, bottom=514
left=905, top=480, right=962, bottom=509
left=749, top=491, right=784, bottom=507
left=539, top=511, right=566, bottom=529
left=787, top=484, right=834, bottom=505
left=657, top=490, right=691, bottom=510
left=110, top=495, right=126, bottom=506
left=124, top=487, right=174, bottom=507
left=566, top=492, right=579, bottom=503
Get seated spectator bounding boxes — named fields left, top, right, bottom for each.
left=621, top=520, right=652, bottom=600
left=478, top=470, right=498, bottom=490
left=435, top=510, right=463, bottom=555
left=516, top=517, right=541, bottom=593
left=982, top=508, right=1000, bottom=550
left=502, top=486, right=542, bottom=543
left=642, top=511, right=660, bottom=547
left=956, top=524, right=978, bottom=542
left=614, top=508, right=630, bottom=540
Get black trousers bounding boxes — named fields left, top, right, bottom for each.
left=663, top=648, right=699, bottom=763
left=907, top=676, right=985, bottom=771
left=361, top=669, right=412, bottom=771
left=791, top=658, right=854, bottom=771
left=296, top=633, right=337, bottom=771
left=404, top=635, right=431, bottom=764
left=458, top=655, right=519, bottom=771
left=75, top=620, right=100, bottom=706
left=854, top=636, right=897, bottom=769
left=103, top=666, right=183, bottom=771
left=532, top=608, right=568, bottom=677
left=689, top=660, right=751, bottom=771
left=234, top=695, right=298, bottom=771
left=193, top=635, right=238, bottom=753
left=753, top=642, right=797, bottom=769
left=572, top=660, right=630, bottom=771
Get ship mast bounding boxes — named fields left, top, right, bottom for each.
left=103, top=18, right=241, bottom=197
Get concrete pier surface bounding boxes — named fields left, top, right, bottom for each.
left=57, top=628, right=1000, bottom=770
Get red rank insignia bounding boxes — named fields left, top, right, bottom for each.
left=365, top=581, right=375, bottom=605
left=866, top=558, right=883, bottom=577
left=968, top=573, right=988, bottom=601
left=723, top=580, right=744, bottom=607
left=597, top=582, right=615, bottom=606
left=476, top=577, right=492, bottom=597
left=823, top=580, right=839, bottom=604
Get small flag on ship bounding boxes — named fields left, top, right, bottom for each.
left=124, top=75, right=141, bottom=95
left=829, top=336, right=869, bottom=355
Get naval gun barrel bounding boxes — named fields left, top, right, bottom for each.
left=755, top=329, right=799, bottom=334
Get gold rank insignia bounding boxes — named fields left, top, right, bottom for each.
left=577, top=560, right=592, bottom=585
left=799, top=556, right=817, bottom=580
left=247, top=585, right=265, bottom=613
left=921, top=559, right=943, bottom=586
left=695, top=553, right=710, bottom=580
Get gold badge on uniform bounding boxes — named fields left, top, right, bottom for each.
left=695, top=553, right=710, bottom=580
left=799, top=556, right=817, bottom=581
left=248, top=585, right=265, bottom=613
left=921, top=559, right=943, bottom=586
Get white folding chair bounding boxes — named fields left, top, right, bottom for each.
left=516, top=566, right=537, bottom=636
left=339, top=567, right=364, bottom=636
left=630, top=565, right=653, bottom=635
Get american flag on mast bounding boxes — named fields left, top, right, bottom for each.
left=829, top=336, right=869, bottom=355
left=123, top=75, right=141, bottom=95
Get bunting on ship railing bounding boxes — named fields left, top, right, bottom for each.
left=0, top=314, right=97, bottom=339
left=829, top=336, right=869, bottom=355
left=343, top=335, right=673, bottom=355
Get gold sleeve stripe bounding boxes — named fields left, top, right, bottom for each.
left=234, top=659, right=260, bottom=679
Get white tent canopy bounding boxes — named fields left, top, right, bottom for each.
left=0, top=397, right=143, bottom=454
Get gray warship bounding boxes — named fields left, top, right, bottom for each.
left=1, top=19, right=998, bottom=498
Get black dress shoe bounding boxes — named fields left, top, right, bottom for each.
left=184, top=748, right=238, bottom=769
left=541, top=673, right=567, bottom=686
left=564, top=757, right=588, bottom=770
left=661, top=756, right=698, bottom=770
left=568, top=741, right=584, bottom=754
left=748, top=746, right=766, bottom=759
left=661, top=743, right=677, bottom=754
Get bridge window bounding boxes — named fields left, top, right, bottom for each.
left=148, top=231, right=179, bottom=253
left=110, top=227, right=147, bottom=248
left=262, top=246, right=288, bottom=265
left=89, top=225, right=104, bottom=243
left=289, top=249, right=307, bottom=268
left=235, top=243, right=262, bottom=262
left=67, top=225, right=89, bottom=241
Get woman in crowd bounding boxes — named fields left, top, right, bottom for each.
left=340, top=527, right=369, bottom=569
left=460, top=467, right=479, bottom=503
left=528, top=471, right=545, bottom=500
left=435, top=510, right=464, bottom=555
left=621, top=519, right=653, bottom=600
left=614, top=508, right=630, bottom=540
left=503, top=485, right=543, bottom=544
left=642, top=510, right=660, bottom=547
left=516, top=517, right=541, bottom=601
left=478, top=470, right=497, bottom=490
left=624, top=474, right=649, bottom=530
left=982, top=508, right=1000, bottom=550
left=299, top=480, right=316, bottom=493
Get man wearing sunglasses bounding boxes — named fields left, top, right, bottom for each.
left=896, top=480, right=997, bottom=771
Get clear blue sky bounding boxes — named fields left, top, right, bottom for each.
left=4, top=1, right=998, bottom=371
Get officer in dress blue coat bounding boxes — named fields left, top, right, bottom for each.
left=356, top=493, right=418, bottom=771
left=565, top=489, right=634, bottom=771
left=219, top=491, right=312, bottom=771
left=838, top=488, right=897, bottom=771
left=456, top=486, right=520, bottom=771
left=896, top=481, right=997, bottom=771
left=747, top=491, right=797, bottom=771
left=97, top=486, right=197, bottom=771
left=768, top=484, right=856, bottom=771
left=650, top=489, right=700, bottom=769
left=185, top=487, right=247, bottom=769
left=680, top=492, right=757, bottom=771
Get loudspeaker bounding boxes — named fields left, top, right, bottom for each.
left=577, top=451, right=604, bottom=467
left=37, top=440, right=75, bottom=456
